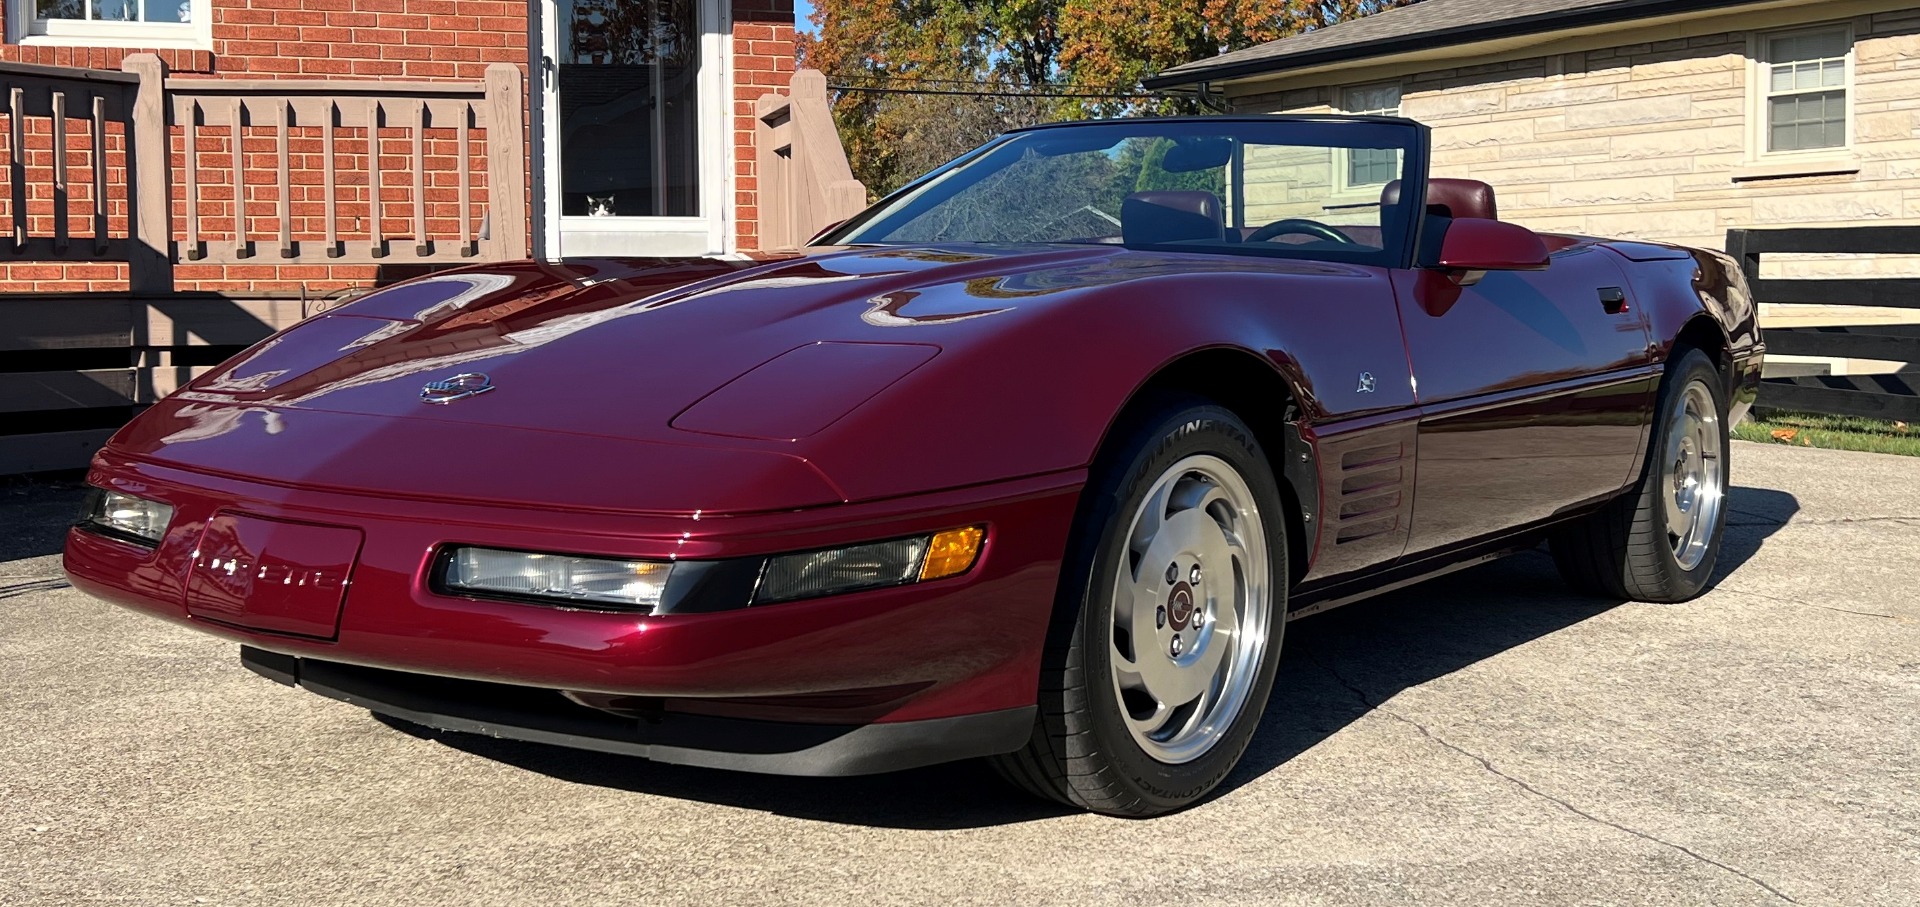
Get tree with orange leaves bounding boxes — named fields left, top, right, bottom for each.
left=801, top=0, right=1414, bottom=194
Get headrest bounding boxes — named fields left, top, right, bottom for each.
left=1122, top=190, right=1225, bottom=246
left=1380, top=178, right=1498, bottom=221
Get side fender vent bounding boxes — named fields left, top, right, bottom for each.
left=1332, top=441, right=1408, bottom=545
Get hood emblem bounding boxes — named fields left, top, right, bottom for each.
left=421, top=373, right=495, bottom=404
left=1356, top=372, right=1377, bottom=394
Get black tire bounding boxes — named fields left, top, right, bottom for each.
left=1551, top=348, right=1730, bottom=602
left=990, top=397, right=1288, bottom=817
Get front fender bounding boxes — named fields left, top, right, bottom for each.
left=794, top=262, right=1415, bottom=504
left=1607, top=242, right=1763, bottom=422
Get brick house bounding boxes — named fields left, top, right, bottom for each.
left=0, top=0, right=800, bottom=298
left=1148, top=0, right=1920, bottom=294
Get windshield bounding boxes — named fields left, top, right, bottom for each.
left=827, top=119, right=1421, bottom=267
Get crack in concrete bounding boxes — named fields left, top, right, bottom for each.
left=1316, top=656, right=1804, bottom=906
left=1722, top=587, right=1903, bottom=621
left=1820, top=606, right=1897, bottom=619
left=1732, top=513, right=1920, bottom=528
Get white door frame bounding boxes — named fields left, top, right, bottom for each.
left=532, top=0, right=733, bottom=259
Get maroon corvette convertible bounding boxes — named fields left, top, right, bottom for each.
left=66, top=116, right=1761, bottom=816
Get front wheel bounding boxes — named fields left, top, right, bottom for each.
left=1551, top=348, right=1730, bottom=602
left=992, top=400, right=1287, bottom=817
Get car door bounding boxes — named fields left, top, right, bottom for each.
left=1392, top=240, right=1656, bottom=556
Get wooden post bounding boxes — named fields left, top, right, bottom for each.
left=753, top=71, right=866, bottom=251
left=51, top=91, right=67, bottom=253
left=122, top=54, right=173, bottom=294
left=411, top=99, right=428, bottom=256
left=457, top=102, right=472, bottom=257
left=367, top=98, right=383, bottom=257
left=9, top=87, right=25, bottom=252
left=754, top=92, right=790, bottom=250
left=482, top=63, right=527, bottom=260
left=276, top=99, right=293, bottom=258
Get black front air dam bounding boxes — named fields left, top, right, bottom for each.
left=240, top=647, right=1034, bottom=777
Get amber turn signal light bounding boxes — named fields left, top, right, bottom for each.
left=920, top=526, right=986, bottom=581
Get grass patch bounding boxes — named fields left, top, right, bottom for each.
left=1735, top=411, right=1920, bottom=457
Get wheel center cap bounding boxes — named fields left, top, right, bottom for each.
left=1166, top=581, right=1197, bottom=631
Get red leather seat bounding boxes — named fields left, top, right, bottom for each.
left=1380, top=178, right=1499, bottom=220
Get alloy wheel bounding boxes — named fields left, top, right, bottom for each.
left=1108, top=455, right=1272, bottom=764
left=1662, top=379, right=1725, bottom=571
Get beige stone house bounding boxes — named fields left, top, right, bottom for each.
left=1147, top=0, right=1920, bottom=303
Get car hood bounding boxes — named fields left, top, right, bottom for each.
left=167, top=245, right=1136, bottom=435
left=112, top=244, right=1371, bottom=513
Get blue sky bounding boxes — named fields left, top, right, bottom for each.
left=795, top=0, right=814, bottom=34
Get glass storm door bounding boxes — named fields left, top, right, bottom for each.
left=538, top=0, right=726, bottom=257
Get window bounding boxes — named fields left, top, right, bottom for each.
left=556, top=0, right=702, bottom=218
left=833, top=119, right=1418, bottom=270
left=1340, top=83, right=1402, bottom=189
left=11, top=0, right=210, bottom=48
left=1757, top=25, right=1852, bottom=154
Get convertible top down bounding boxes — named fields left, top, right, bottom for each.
left=67, top=116, right=1761, bottom=816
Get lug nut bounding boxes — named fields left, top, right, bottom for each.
left=1189, top=565, right=1202, bottom=584
left=1170, top=636, right=1184, bottom=657
left=1165, top=563, right=1179, bottom=585
left=1155, top=606, right=1167, bottom=630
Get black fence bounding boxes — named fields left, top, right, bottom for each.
left=1726, top=227, right=1920, bottom=423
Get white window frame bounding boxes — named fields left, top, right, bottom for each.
left=1745, top=22, right=1856, bottom=164
left=1333, top=81, right=1403, bottom=200
left=8, top=0, right=212, bottom=49
left=533, top=0, right=733, bottom=258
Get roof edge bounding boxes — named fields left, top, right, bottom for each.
left=1144, top=0, right=1772, bottom=90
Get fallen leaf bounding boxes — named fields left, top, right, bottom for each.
left=1802, top=436, right=1813, bottom=446
left=1895, top=421, right=1910, bottom=433
left=1770, top=428, right=1798, bottom=443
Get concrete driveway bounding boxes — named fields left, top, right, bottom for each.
left=3, top=442, right=1916, bottom=907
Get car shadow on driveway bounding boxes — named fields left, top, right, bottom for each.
left=384, top=486, right=1798, bottom=829
left=1218, top=484, right=1798, bottom=801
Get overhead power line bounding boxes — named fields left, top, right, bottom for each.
left=828, top=84, right=1165, bottom=99
left=829, top=74, right=1150, bottom=93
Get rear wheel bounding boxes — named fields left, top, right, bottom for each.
left=1551, top=348, right=1729, bottom=602
left=992, top=399, right=1286, bottom=817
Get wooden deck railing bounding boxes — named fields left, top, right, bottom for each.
left=0, top=54, right=528, bottom=286
left=0, top=55, right=530, bottom=474
left=0, top=58, right=169, bottom=292
left=754, top=70, right=866, bottom=251
left=167, top=66, right=526, bottom=265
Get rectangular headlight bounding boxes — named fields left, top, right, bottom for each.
left=81, top=489, right=175, bottom=546
left=442, top=547, right=671, bottom=612
left=754, top=537, right=929, bottom=605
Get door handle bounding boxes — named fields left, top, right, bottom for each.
left=1599, top=287, right=1629, bottom=315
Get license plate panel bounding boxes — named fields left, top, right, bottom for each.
left=186, top=513, right=363, bottom=640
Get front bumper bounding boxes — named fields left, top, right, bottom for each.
left=65, top=452, right=1083, bottom=773
left=244, top=649, right=1036, bottom=776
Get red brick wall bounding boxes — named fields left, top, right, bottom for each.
left=0, top=0, right=796, bottom=291
left=731, top=0, right=796, bottom=253
left=209, top=0, right=527, bottom=81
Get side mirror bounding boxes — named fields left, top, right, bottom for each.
left=1433, top=218, right=1550, bottom=286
